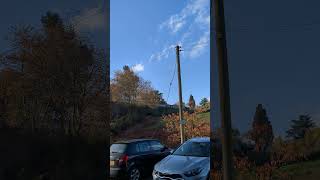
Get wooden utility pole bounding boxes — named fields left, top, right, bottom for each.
left=212, top=0, right=234, bottom=179
left=175, top=45, right=185, bottom=144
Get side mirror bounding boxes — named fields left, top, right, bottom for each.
left=169, top=149, right=174, bottom=154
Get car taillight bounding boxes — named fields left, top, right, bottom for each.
left=119, top=154, right=129, bottom=166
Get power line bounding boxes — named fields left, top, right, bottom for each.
left=166, top=61, right=177, bottom=103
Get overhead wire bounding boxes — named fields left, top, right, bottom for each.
left=166, top=61, right=177, bottom=103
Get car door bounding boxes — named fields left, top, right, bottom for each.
left=149, top=141, right=169, bottom=164
left=136, top=141, right=153, bottom=174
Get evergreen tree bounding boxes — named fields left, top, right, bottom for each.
left=199, top=97, right=209, bottom=107
left=286, top=114, right=315, bottom=139
left=188, top=95, right=196, bottom=110
left=250, top=104, right=274, bottom=153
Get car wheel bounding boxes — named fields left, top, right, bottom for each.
left=129, top=167, right=141, bottom=180
left=206, top=173, right=211, bottom=180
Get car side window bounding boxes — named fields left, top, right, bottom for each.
left=150, top=141, right=164, bottom=151
left=127, top=143, right=139, bottom=155
left=137, top=142, right=151, bottom=153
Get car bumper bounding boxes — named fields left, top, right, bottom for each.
left=110, top=167, right=127, bottom=179
left=152, top=172, right=207, bottom=180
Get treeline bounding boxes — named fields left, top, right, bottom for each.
left=0, top=12, right=108, bottom=179
left=110, top=66, right=171, bottom=138
left=0, top=12, right=109, bottom=139
left=211, top=104, right=320, bottom=179
left=111, top=65, right=166, bottom=106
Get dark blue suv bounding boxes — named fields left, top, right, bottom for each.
left=110, top=139, right=171, bottom=180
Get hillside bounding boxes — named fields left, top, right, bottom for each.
left=112, top=111, right=210, bottom=143
left=112, top=116, right=164, bottom=143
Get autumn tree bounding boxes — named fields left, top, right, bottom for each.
left=249, top=104, right=274, bottom=153
left=0, top=11, right=107, bottom=136
left=111, top=66, right=140, bottom=104
left=111, top=66, right=166, bottom=107
left=0, top=69, right=20, bottom=128
left=188, top=95, right=196, bottom=110
left=286, top=114, right=316, bottom=140
left=137, top=80, right=166, bottom=107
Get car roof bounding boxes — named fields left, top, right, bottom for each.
left=187, top=137, right=210, bottom=143
left=113, top=138, right=159, bottom=144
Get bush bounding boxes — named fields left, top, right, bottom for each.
left=161, top=111, right=210, bottom=148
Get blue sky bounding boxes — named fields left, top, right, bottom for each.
left=111, top=0, right=210, bottom=105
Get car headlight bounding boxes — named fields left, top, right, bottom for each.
left=152, top=169, right=158, bottom=176
left=184, top=167, right=203, bottom=177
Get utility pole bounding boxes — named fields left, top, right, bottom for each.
left=212, top=0, right=234, bottom=179
left=175, top=45, right=185, bottom=144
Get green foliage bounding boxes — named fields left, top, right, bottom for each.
left=286, top=114, right=316, bottom=140
left=276, top=159, right=320, bottom=179
left=199, top=97, right=209, bottom=107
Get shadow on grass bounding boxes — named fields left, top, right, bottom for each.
left=0, top=128, right=107, bottom=180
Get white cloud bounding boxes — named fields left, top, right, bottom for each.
left=159, top=0, right=209, bottom=34
left=72, top=7, right=105, bottom=31
left=131, top=63, right=144, bottom=73
left=160, top=14, right=187, bottom=34
left=188, top=31, right=209, bottom=58
left=152, top=0, right=209, bottom=62
left=149, top=44, right=175, bottom=62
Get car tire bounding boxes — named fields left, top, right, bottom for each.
left=206, top=173, right=211, bottom=180
left=128, top=167, right=141, bottom=180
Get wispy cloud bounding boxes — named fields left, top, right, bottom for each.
left=149, top=44, right=175, bottom=62
left=153, top=0, right=209, bottom=61
left=185, top=0, right=210, bottom=27
left=159, top=14, right=187, bottom=34
left=188, top=31, right=209, bottom=58
left=131, top=63, right=144, bottom=73
left=159, top=0, right=209, bottom=34
left=72, top=7, right=106, bottom=31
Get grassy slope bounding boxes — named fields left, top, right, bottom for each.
left=233, top=159, right=320, bottom=180
left=113, top=111, right=210, bottom=142
left=275, top=159, right=320, bottom=180
left=197, top=111, right=210, bottom=122
left=113, top=116, right=164, bottom=142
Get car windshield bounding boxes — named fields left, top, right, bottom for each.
left=173, top=141, right=210, bottom=157
left=110, top=144, right=127, bottom=153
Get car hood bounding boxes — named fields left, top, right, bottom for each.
left=154, top=155, right=209, bottom=173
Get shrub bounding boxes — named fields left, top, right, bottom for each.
left=161, top=111, right=210, bottom=148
